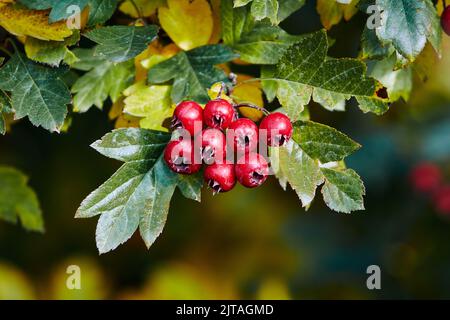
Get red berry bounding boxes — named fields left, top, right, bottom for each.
left=228, top=118, right=259, bottom=154
left=410, top=162, right=442, bottom=193
left=259, top=112, right=293, bottom=147
left=201, top=128, right=226, bottom=164
left=172, top=101, right=203, bottom=136
left=235, top=153, right=269, bottom=188
left=434, top=186, right=450, bottom=214
left=204, top=164, right=236, bottom=194
left=203, top=99, right=235, bottom=130
left=164, top=140, right=202, bottom=174
left=442, top=6, right=450, bottom=36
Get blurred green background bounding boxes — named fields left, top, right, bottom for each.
left=1, top=2, right=450, bottom=300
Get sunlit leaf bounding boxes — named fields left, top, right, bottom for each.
left=159, top=0, right=213, bottom=50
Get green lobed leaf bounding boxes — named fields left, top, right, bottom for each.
left=292, top=120, right=361, bottom=163
left=147, top=44, right=238, bottom=104
left=177, top=173, right=203, bottom=203
left=222, top=0, right=300, bottom=64
left=270, top=140, right=324, bottom=208
left=373, top=0, right=442, bottom=61
left=76, top=128, right=201, bottom=253
left=19, top=0, right=118, bottom=26
left=0, top=52, right=70, bottom=132
left=25, top=31, right=80, bottom=67
left=368, top=55, right=413, bottom=102
left=137, top=156, right=178, bottom=249
left=85, top=25, right=159, bottom=63
left=71, top=48, right=135, bottom=112
left=277, top=0, right=305, bottom=21
left=0, top=166, right=44, bottom=232
left=0, top=91, right=12, bottom=135
left=321, top=167, right=365, bottom=213
left=272, top=30, right=388, bottom=114
left=90, top=127, right=170, bottom=162
left=234, top=0, right=279, bottom=25
left=360, top=27, right=394, bottom=60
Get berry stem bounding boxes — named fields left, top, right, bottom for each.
left=234, top=103, right=271, bottom=116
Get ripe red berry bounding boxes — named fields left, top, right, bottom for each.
left=410, top=162, right=442, bottom=193
left=172, top=101, right=203, bottom=136
left=235, top=153, right=269, bottom=188
left=434, top=185, right=450, bottom=214
left=203, top=99, right=235, bottom=130
left=441, top=6, right=450, bottom=36
left=259, top=112, right=293, bottom=147
left=228, top=118, right=259, bottom=154
left=204, top=164, right=236, bottom=194
left=201, top=128, right=227, bottom=164
left=164, top=139, right=202, bottom=174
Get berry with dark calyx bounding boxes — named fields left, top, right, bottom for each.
left=164, top=140, right=202, bottom=175
left=228, top=118, right=259, bottom=154
left=235, top=153, right=269, bottom=188
left=203, top=99, right=235, bottom=130
left=442, top=6, right=450, bottom=36
left=201, top=128, right=227, bottom=164
left=259, top=112, right=293, bottom=147
left=204, top=164, right=236, bottom=194
left=171, top=101, right=203, bottom=136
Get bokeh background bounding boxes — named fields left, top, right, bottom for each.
left=1, top=2, right=450, bottom=299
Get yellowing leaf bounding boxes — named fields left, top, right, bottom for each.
left=119, top=0, right=166, bottom=18
left=159, top=0, right=213, bottom=50
left=208, top=82, right=233, bottom=102
left=123, top=81, right=174, bottom=131
left=232, top=74, right=264, bottom=122
left=0, top=4, right=73, bottom=41
left=25, top=31, right=80, bottom=66
left=109, top=98, right=125, bottom=120
left=437, top=0, right=445, bottom=15
left=138, top=42, right=179, bottom=81
left=209, top=0, right=222, bottom=44
left=316, top=0, right=359, bottom=30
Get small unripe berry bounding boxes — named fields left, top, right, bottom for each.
left=204, top=164, right=236, bottom=194
left=164, top=139, right=202, bottom=175
left=235, top=153, right=269, bottom=188
left=201, top=128, right=226, bottom=164
left=172, top=101, right=203, bottom=136
left=228, top=118, right=259, bottom=154
left=203, top=99, right=235, bottom=130
left=259, top=112, right=293, bottom=147
left=442, top=6, right=450, bottom=36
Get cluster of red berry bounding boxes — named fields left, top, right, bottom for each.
left=163, top=98, right=293, bottom=194
left=410, top=162, right=450, bottom=215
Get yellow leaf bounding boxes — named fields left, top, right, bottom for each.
left=0, top=4, right=73, bottom=41
left=437, top=0, right=445, bottom=15
left=123, top=81, right=174, bottom=131
left=119, top=0, right=165, bottom=18
left=209, top=0, right=221, bottom=44
left=139, top=42, right=179, bottom=78
left=316, top=0, right=359, bottom=30
left=159, top=0, right=213, bottom=50
left=115, top=114, right=141, bottom=129
left=109, top=98, right=125, bottom=120
left=232, top=74, right=264, bottom=122
left=208, top=82, right=234, bottom=103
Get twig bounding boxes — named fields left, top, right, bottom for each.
left=234, top=102, right=270, bottom=115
